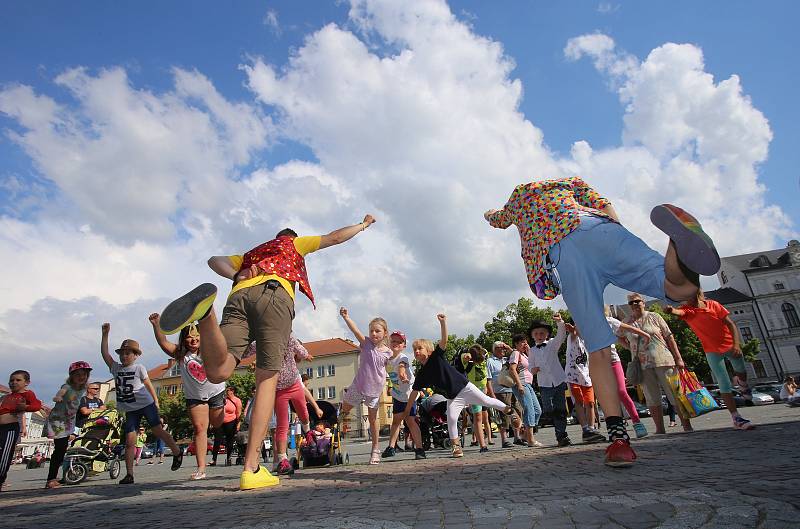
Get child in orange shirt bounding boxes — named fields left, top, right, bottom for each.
left=665, top=290, right=754, bottom=430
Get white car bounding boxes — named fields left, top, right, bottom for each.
left=732, top=387, right=774, bottom=406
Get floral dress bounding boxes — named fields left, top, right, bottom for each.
left=46, top=385, right=85, bottom=439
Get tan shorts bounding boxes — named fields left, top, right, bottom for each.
left=496, top=392, right=521, bottom=428
left=220, top=281, right=294, bottom=371
left=641, top=366, right=686, bottom=418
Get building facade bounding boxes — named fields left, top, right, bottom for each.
left=712, top=239, right=800, bottom=380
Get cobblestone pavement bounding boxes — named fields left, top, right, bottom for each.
left=3, top=404, right=798, bottom=529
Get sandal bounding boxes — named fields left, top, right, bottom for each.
left=369, top=449, right=381, bottom=465
left=190, top=471, right=206, bottom=480
left=45, top=479, right=60, bottom=489
left=452, top=445, right=463, bottom=458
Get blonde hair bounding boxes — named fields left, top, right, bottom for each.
left=368, top=317, right=389, bottom=347
left=412, top=339, right=435, bottom=353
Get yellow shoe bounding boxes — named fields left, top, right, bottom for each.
left=159, top=283, right=217, bottom=335
left=239, top=466, right=279, bottom=491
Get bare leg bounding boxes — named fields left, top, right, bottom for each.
left=473, top=412, right=486, bottom=448
left=664, top=242, right=700, bottom=301
left=721, top=393, right=738, bottom=413
left=124, top=432, right=136, bottom=476
left=403, top=415, right=423, bottom=449
left=650, top=406, right=666, bottom=434
left=387, top=414, right=404, bottom=448
left=151, top=425, right=180, bottom=455
left=243, top=368, right=279, bottom=472
left=368, top=407, right=380, bottom=452
left=196, top=311, right=237, bottom=383
left=188, top=405, right=210, bottom=470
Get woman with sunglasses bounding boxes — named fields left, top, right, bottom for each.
left=620, top=293, right=693, bottom=434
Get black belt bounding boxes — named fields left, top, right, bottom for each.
left=265, top=279, right=280, bottom=290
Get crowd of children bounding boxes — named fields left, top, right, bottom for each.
left=1, top=178, right=785, bottom=493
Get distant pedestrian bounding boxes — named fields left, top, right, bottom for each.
left=486, top=342, right=522, bottom=448
left=528, top=316, right=571, bottom=447
left=564, top=326, right=605, bottom=444
left=212, top=387, right=242, bottom=467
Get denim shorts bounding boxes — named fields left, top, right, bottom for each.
left=186, top=389, right=225, bottom=409
left=123, top=403, right=160, bottom=434
left=550, top=215, right=666, bottom=353
left=392, top=397, right=416, bottom=416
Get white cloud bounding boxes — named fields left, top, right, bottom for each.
left=0, top=1, right=793, bottom=392
left=596, top=3, right=620, bottom=14
left=263, top=9, right=281, bottom=36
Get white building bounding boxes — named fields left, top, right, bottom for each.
left=709, top=239, right=800, bottom=380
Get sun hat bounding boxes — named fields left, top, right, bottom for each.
left=115, top=339, right=143, bottom=355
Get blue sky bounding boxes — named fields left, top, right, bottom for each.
left=0, top=0, right=798, bottom=393
left=2, top=1, right=798, bottom=223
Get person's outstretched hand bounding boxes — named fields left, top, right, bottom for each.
left=363, top=214, right=376, bottom=227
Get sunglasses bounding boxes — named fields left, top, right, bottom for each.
left=628, top=299, right=643, bottom=305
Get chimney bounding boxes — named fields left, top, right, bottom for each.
left=789, top=240, right=800, bottom=266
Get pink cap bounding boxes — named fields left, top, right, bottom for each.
left=390, top=330, right=407, bottom=342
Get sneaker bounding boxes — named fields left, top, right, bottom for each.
left=733, top=416, right=755, bottom=431
left=582, top=431, right=607, bottom=444
left=189, top=471, right=206, bottom=480
left=159, top=283, right=218, bottom=335
left=650, top=204, right=720, bottom=276
left=276, top=459, right=294, bottom=476
left=605, top=439, right=637, bottom=468
left=451, top=446, right=463, bottom=458
left=171, top=454, right=183, bottom=471
left=633, top=422, right=649, bottom=439
left=528, top=440, right=543, bottom=448
left=118, top=474, right=134, bottom=485
left=147, top=461, right=154, bottom=465
left=513, top=438, right=526, bottom=446
left=557, top=437, right=572, bottom=447
left=239, top=466, right=279, bottom=490
left=414, top=448, right=427, bottom=460
left=502, top=441, right=513, bottom=448
left=479, top=447, right=489, bottom=453
left=381, top=446, right=396, bottom=458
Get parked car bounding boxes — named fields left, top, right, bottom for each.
left=140, top=445, right=154, bottom=459
left=732, top=387, right=774, bottom=406
left=753, top=383, right=784, bottom=402
left=707, top=389, right=728, bottom=408
left=622, top=400, right=652, bottom=419
left=187, top=440, right=225, bottom=455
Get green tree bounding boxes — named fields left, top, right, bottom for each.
left=476, top=297, right=571, bottom=361
left=741, top=339, right=761, bottom=363
left=649, top=304, right=710, bottom=381
left=158, top=390, right=193, bottom=441
left=444, top=333, right=477, bottom=362
left=226, top=370, right=256, bottom=403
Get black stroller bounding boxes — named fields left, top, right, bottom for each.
left=418, top=394, right=451, bottom=450
left=296, top=400, right=348, bottom=468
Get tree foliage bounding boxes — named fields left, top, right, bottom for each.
left=158, top=390, right=193, bottom=441
left=226, top=370, right=256, bottom=404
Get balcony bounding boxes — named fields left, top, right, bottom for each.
left=767, top=326, right=800, bottom=339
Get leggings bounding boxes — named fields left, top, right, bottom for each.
left=446, top=382, right=507, bottom=440
left=274, top=381, right=310, bottom=445
left=705, top=352, right=746, bottom=393
left=213, top=420, right=238, bottom=461
left=0, top=423, right=20, bottom=485
left=612, top=361, right=640, bottom=423
left=47, top=437, right=69, bottom=481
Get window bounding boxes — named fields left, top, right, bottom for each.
left=327, top=386, right=336, bottom=399
left=317, top=366, right=325, bottom=378
left=168, top=363, right=181, bottom=377
left=782, top=303, right=800, bottom=328
left=739, top=326, right=753, bottom=342
left=774, top=281, right=785, bottom=291
left=720, top=271, right=728, bottom=284
left=327, top=364, right=336, bottom=376
left=752, top=360, right=767, bottom=378
left=305, top=367, right=313, bottom=379
left=317, top=388, right=326, bottom=400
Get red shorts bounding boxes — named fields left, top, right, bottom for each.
left=569, top=383, right=595, bottom=405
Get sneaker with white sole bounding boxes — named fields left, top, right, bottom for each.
left=159, top=283, right=217, bottom=335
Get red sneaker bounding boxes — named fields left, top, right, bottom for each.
left=604, top=439, right=636, bottom=468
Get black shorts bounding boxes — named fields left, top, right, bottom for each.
left=186, top=390, right=226, bottom=409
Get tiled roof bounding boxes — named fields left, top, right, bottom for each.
left=704, top=287, right=753, bottom=305
left=0, top=384, right=9, bottom=394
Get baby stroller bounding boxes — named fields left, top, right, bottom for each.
left=296, top=400, right=348, bottom=468
left=418, top=394, right=451, bottom=450
left=63, top=408, right=122, bottom=484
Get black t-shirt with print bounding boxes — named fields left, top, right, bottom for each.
left=76, top=396, right=104, bottom=428
left=412, top=344, right=468, bottom=399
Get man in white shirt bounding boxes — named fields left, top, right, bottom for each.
left=529, top=315, right=571, bottom=447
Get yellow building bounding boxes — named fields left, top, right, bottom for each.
left=146, top=337, right=393, bottom=436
